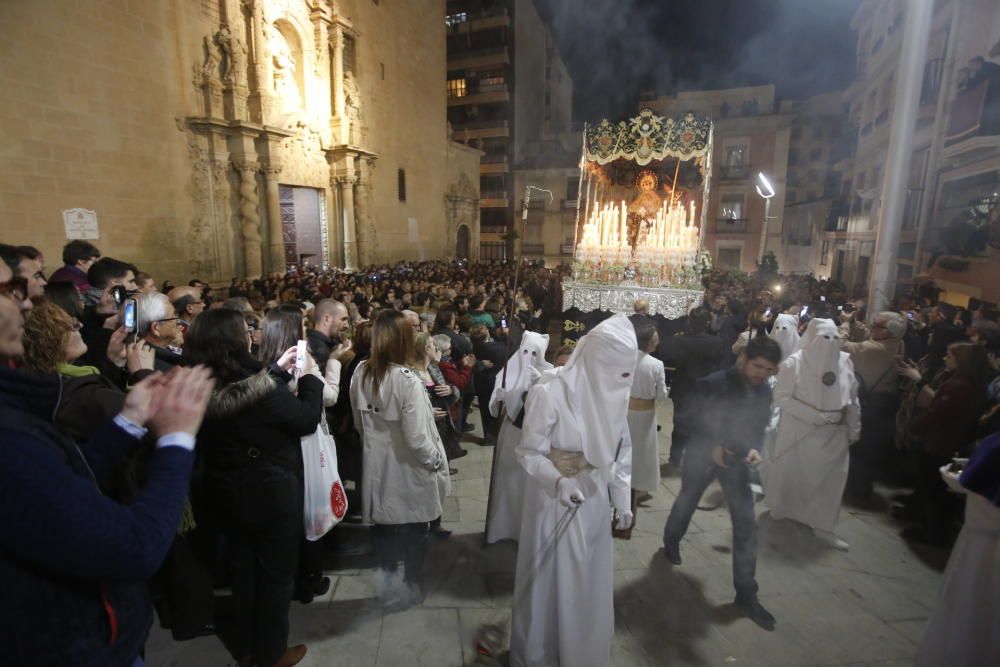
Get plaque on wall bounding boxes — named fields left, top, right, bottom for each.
left=62, top=208, right=99, bottom=240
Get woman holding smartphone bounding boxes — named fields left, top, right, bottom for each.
left=185, top=308, right=323, bottom=667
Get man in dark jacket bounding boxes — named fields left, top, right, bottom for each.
left=663, top=337, right=781, bottom=631
left=49, top=239, right=101, bottom=292
left=0, top=362, right=213, bottom=667
left=662, top=308, right=727, bottom=465
left=469, top=324, right=508, bottom=445
left=307, top=298, right=351, bottom=368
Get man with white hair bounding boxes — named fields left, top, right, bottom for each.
left=838, top=310, right=905, bottom=502
left=136, top=291, right=184, bottom=374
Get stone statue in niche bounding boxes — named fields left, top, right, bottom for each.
left=343, top=72, right=362, bottom=142
left=271, top=30, right=302, bottom=111
left=214, top=23, right=247, bottom=88
left=200, top=35, right=220, bottom=81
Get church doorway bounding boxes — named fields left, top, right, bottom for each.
left=457, top=224, right=471, bottom=260
left=279, top=186, right=328, bottom=270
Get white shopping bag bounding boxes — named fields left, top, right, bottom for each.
left=301, top=413, right=348, bottom=541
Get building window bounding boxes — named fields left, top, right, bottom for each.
left=717, top=246, right=742, bottom=270
left=788, top=149, right=799, bottom=166
left=480, top=70, right=505, bottom=87
left=820, top=240, right=830, bottom=265
left=791, top=126, right=802, bottom=140
left=720, top=193, right=745, bottom=220
left=812, top=126, right=824, bottom=140
left=807, top=169, right=819, bottom=182
left=809, top=148, right=822, bottom=161
left=447, top=78, right=467, bottom=98
left=343, top=34, right=356, bottom=75
left=446, top=12, right=467, bottom=28
left=787, top=190, right=797, bottom=204
left=725, top=144, right=748, bottom=167
left=397, top=168, right=406, bottom=202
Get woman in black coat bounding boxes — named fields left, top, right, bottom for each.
left=184, top=309, right=323, bottom=667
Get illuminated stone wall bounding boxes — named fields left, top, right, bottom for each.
left=0, top=0, right=480, bottom=281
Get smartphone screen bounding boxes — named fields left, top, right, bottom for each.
left=123, top=299, right=137, bottom=332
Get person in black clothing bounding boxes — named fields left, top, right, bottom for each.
left=469, top=323, right=508, bottom=446
left=0, top=335, right=214, bottom=667
left=663, top=336, right=781, bottom=630
left=185, top=309, right=324, bottom=667
left=662, top=308, right=727, bottom=465
left=307, top=298, right=350, bottom=367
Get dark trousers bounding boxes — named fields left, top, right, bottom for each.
left=669, top=395, right=693, bottom=464
left=846, top=395, right=898, bottom=497
left=664, top=446, right=759, bottom=599
left=151, top=534, right=215, bottom=636
left=370, top=522, right=429, bottom=586
left=214, top=466, right=303, bottom=667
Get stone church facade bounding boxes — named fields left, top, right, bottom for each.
left=0, top=0, right=481, bottom=280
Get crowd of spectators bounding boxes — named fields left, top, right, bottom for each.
left=2, top=236, right=998, bottom=665
left=0, top=240, right=562, bottom=667
left=666, top=268, right=1000, bottom=550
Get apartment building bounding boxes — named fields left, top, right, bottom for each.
left=646, top=85, right=794, bottom=274
left=836, top=0, right=1000, bottom=304
left=446, top=0, right=576, bottom=261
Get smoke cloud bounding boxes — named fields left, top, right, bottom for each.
left=536, top=0, right=859, bottom=120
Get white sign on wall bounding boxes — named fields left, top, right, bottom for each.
left=407, top=218, right=419, bottom=242
left=63, top=208, right=99, bottom=240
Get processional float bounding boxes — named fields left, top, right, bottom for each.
left=563, top=109, right=714, bottom=319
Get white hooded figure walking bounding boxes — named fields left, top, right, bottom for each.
left=759, top=313, right=802, bottom=465
left=510, top=315, right=637, bottom=667
left=762, top=318, right=860, bottom=550
left=485, top=331, right=552, bottom=544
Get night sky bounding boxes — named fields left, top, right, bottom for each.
left=535, top=0, right=860, bottom=121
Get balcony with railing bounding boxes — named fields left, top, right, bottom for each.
left=944, top=78, right=1000, bottom=152
left=480, top=190, right=509, bottom=208
left=447, top=45, right=510, bottom=70
left=715, top=218, right=748, bottom=233
left=562, top=198, right=578, bottom=209
left=448, top=82, right=510, bottom=106
left=447, top=6, right=510, bottom=33
left=451, top=119, right=510, bottom=141
left=521, top=243, right=545, bottom=256
left=480, top=153, right=509, bottom=174
left=825, top=199, right=850, bottom=232
left=718, top=164, right=751, bottom=180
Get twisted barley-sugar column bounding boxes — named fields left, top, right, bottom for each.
left=235, top=160, right=263, bottom=278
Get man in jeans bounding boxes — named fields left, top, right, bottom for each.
left=663, top=336, right=781, bottom=630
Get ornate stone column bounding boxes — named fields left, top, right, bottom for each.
left=262, top=159, right=285, bottom=273
left=354, top=159, right=374, bottom=267
left=337, top=174, right=358, bottom=271
left=233, top=159, right=263, bottom=278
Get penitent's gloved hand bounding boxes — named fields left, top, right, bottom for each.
left=557, top=476, right=586, bottom=508
left=615, top=509, right=634, bottom=531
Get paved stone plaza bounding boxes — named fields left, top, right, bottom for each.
left=147, top=401, right=945, bottom=666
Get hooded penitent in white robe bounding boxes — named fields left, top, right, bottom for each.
left=485, top=331, right=552, bottom=544
left=627, top=351, right=669, bottom=493
left=510, top=314, right=637, bottom=667
left=761, top=313, right=802, bottom=458
left=762, top=318, right=860, bottom=534
left=770, top=313, right=800, bottom=362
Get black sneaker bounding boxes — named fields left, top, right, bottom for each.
left=735, top=595, right=775, bottom=631
left=663, top=540, right=682, bottom=565
left=462, top=423, right=475, bottom=433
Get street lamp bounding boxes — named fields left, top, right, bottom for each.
left=756, top=172, right=776, bottom=265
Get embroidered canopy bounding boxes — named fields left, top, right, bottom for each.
left=584, top=109, right=712, bottom=166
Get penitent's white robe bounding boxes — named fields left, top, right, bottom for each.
left=486, top=402, right=531, bottom=544
left=510, top=377, right=632, bottom=667
left=626, top=352, right=668, bottom=493
left=762, top=353, right=860, bottom=533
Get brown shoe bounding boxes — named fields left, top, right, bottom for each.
left=272, top=644, right=307, bottom=667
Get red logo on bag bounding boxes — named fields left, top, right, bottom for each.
left=330, top=480, right=348, bottom=520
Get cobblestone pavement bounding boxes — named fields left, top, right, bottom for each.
left=147, top=401, right=945, bottom=666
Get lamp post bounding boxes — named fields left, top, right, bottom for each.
left=756, top=172, right=776, bottom=265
